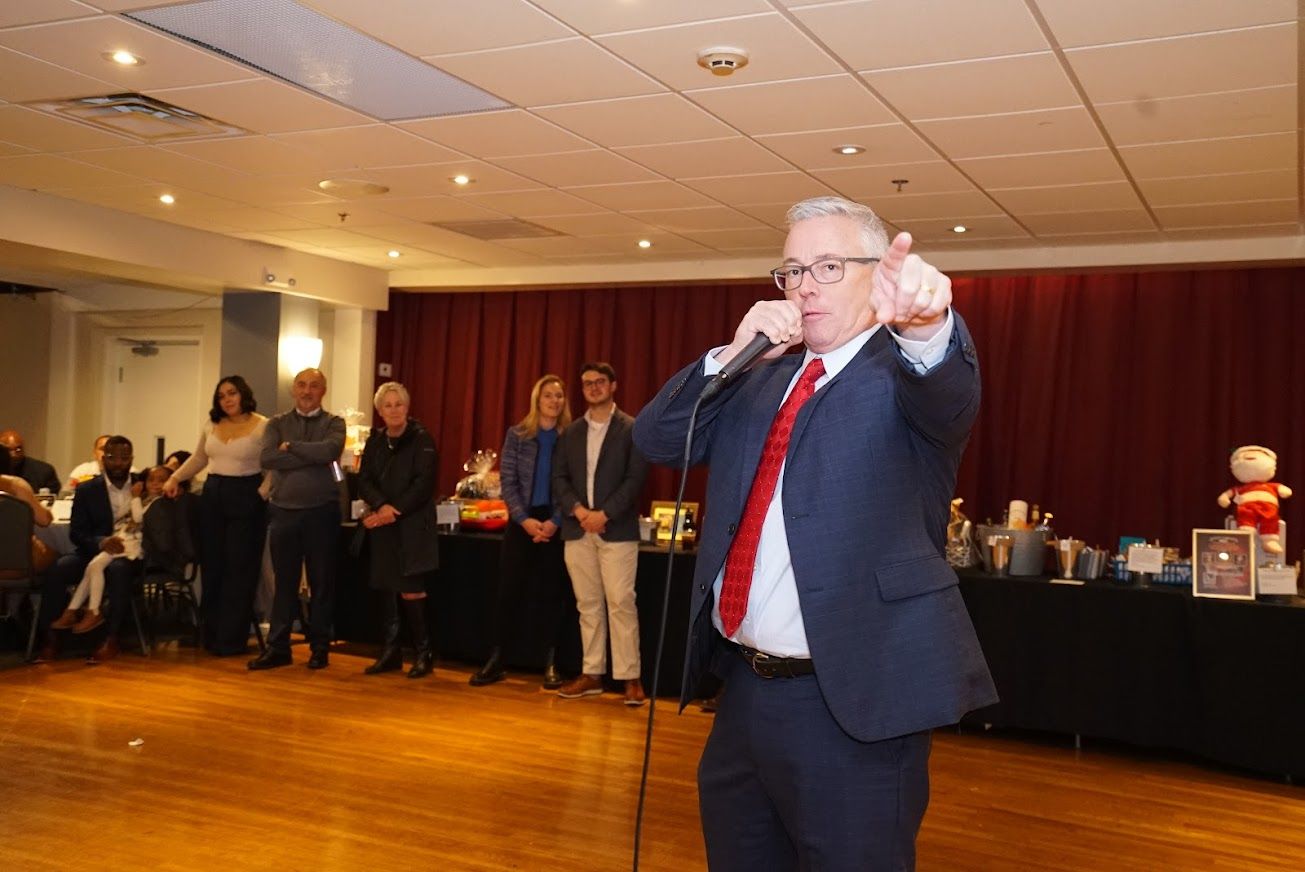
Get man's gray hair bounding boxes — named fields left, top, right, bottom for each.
left=373, top=381, right=410, bottom=410
left=786, top=196, right=889, bottom=257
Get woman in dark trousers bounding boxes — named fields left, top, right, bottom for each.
left=471, top=373, right=572, bottom=689
left=358, top=381, right=439, bottom=679
left=164, top=376, right=267, bottom=655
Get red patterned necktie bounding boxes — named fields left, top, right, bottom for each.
left=718, top=356, right=826, bottom=637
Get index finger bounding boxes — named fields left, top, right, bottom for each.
left=875, top=232, right=914, bottom=282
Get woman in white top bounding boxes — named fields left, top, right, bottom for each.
left=164, top=375, right=268, bottom=656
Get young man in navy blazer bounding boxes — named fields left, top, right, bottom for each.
left=634, top=196, right=997, bottom=871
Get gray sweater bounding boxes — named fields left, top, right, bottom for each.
left=260, top=408, right=346, bottom=509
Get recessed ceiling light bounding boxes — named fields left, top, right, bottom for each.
left=451, top=175, right=472, bottom=186
left=104, top=49, right=142, bottom=66
left=158, top=193, right=175, bottom=204
left=637, top=239, right=653, bottom=249
left=952, top=225, right=968, bottom=234
left=387, top=250, right=401, bottom=258
left=317, top=178, right=390, bottom=196
left=834, top=145, right=864, bottom=155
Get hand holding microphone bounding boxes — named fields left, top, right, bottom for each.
left=701, top=300, right=804, bottom=399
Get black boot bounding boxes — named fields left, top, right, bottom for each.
left=470, top=647, right=505, bottom=686
left=541, top=647, right=563, bottom=690
left=364, top=594, right=403, bottom=675
left=403, top=597, right=434, bottom=679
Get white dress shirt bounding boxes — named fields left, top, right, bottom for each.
left=583, top=406, right=615, bottom=509
left=106, top=476, right=134, bottom=525
left=703, top=311, right=955, bottom=656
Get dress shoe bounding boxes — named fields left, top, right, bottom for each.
left=541, top=647, right=563, bottom=690
left=247, top=650, right=292, bottom=670
left=307, top=649, right=329, bottom=670
left=469, top=648, right=505, bottom=686
left=365, top=593, right=403, bottom=675
left=32, top=632, right=59, bottom=663
left=401, top=597, right=434, bottom=679
left=557, top=674, right=604, bottom=699
left=71, top=609, right=105, bottom=634
left=50, top=608, right=81, bottom=630
left=364, top=648, right=403, bottom=675
left=623, top=679, right=647, bottom=707
left=87, top=636, right=120, bottom=665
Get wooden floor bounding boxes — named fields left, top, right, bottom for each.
left=2, top=644, right=1303, bottom=871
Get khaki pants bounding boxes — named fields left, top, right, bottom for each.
left=563, top=534, right=641, bottom=680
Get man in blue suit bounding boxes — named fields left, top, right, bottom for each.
left=633, top=196, right=996, bottom=871
left=34, top=435, right=140, bottom=664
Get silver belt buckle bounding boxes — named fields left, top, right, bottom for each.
left=749, top=649, right=775, bottom=679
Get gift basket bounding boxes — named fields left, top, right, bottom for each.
left=454, top=449, right=508, bottom=531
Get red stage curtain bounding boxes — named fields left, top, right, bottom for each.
left=377, top=268, right=1302, bottom=556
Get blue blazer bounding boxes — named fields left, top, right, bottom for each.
left=633, top=318, right=998, bottom=743
left=69, top=475, right=119, bottom=560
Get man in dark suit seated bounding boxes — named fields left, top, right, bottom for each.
left=33, top=435, right=140, bottom=664
left=634, top=196, right=997, bottom=871
left=0, top=429, right=60, bottom=495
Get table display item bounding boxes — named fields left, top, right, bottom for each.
left=988, top=534, right=1014, bottom=576
left=1217, top=445, right=1292, bottom=555
left=945, top=498, right=977, bottom=568
left=1192, top=528, right=1256, bottom=600
left=1050, top=538, right=1085, bottom=579
left=1074, top=546, right=1108, bottom=580
left=457, top=498, right=508, bottom=531
left=455, top=449, right=501, bottom=499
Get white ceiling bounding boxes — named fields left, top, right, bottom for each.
left=0, top=0, right=1300, bottom=287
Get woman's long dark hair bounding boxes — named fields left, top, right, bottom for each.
left=210, top=375, right=258, bottom=423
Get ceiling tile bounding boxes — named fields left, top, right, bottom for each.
left=916, top=106, right=1104, bottom=158
left=163, top=136, right=333, bottom=175
left=623, top=206, right=764, bottom=232
left=872, top=190, right=1005, bottom=222
left=0, top=105, right=133, bottom=151
left=0, top=16, right=257, bottom=90
left=991, top=181, right=1143, bottom=213
left=0, top=153, right=141, bottom=188
left=1118, top=132, right=1297, bottom=178
left=893, top=215, right=1029, bottom=243
left=530, top=213, right=660, bottom=236
left=269, top=202, right=403, bottom=227
left=1035, top=0, right=1296, bottom=49
left=71, top=144, right=238, bottom=181
left=956, top=149, right=1127, bottom=188
left=195, top=175, right=336, bottom=207
left=0, top=1, right=98, bottom=27
left=812, top=162, right=977, bottom=199
left=1066, top=25, right=1295, bottom=104
left=863, top=53, right=1078, bottom=121
left=456, top=188, right=606, bottom=217
left=564, top=180, right=715, bottom=211
left=45, top=182, right=241, bottom=212
left=680, top=226, right=788, bottom=251
left=352, top=160, right=542, bottom=196
left=301, top=0, right=573, bottom=55
left=495, top=235, right=627, bottom=257
left=1139, top=170, right=1297, bottom=207
left=687, top=75, right=894, bottom=136
left=615, top=138, right=791, bottom=179
left=1018, top=209, right=1156, bottom=235
left=1154, top=199, right=1297, bottom=229
left=0, top=141, right=34, bottom=157
left=147, top=79, right=374, bottom=135
left=735, top=202, right=797, bottom=227
left=370, top=196, right=508, bottom=224
left=271, top=125, right=464, bottom=171
left=532, top=0, right=770, bottom=34
left=0, top=46, right=116, bottom=102
left=679, top=171, right=835, bottom=205
left=493, top=150, right=658, bottom=187
left=535, top=94, right=733, bottom=148
left=185, top=206, right=323, bottom=232
left=597, top=13, right=840, bottom=90
left=399, top=109, right=593, bottom=158
left=792, top=0, right=1047, bottom=71
left=257, top=227, right=396, bottom=248
left=755, top=124, right=935, bottom=169
left=427, top=39, right=663, bottom=107
left=1095, top=85, right=1294, bottom=145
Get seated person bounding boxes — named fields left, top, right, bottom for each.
left=67, top=434, right=111, bottom=489
left=36, top=436, right=141, bottom=664
left=0, top=429, right=60, bottom=495
left=163, top=450, right=191, bottom=472
left=0, top=444, right=53, bottom=528
left=50, top=466, right=167, bottom=635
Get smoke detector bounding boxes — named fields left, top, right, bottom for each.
left=697, top=47, right=749, bottom=77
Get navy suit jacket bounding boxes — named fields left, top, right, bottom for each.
left=69, top=475, right=121, bottom=560
left=633, top=316, right=998, bottom=743
left=552, top=409, right=648, bottom=542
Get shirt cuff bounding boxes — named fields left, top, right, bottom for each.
left=702, top=346, right=730, bottom=376
left=890, top=308, right=954, bottom=374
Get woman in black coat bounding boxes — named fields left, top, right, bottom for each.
left=357, top=381, right=439, bottom=678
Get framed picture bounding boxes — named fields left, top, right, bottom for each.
left=1191, top=528, right=1256, bottom=600
left=650, top=500, right=699, bottom=544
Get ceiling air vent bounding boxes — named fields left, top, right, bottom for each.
left=431, top=220, right=564, bottom=241
left=23, top=93, right=246, bottom=142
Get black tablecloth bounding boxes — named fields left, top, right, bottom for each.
left=958, top=571, right=1305, bottom=778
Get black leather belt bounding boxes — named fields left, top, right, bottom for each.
left=729, top=640, right=816, bottom=679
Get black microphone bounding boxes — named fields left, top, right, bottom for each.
left=699, top=333, right=777, bottom=400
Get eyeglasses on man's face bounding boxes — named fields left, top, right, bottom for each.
left=770, top=256, right=880, bottom=292
left=581, top=377, right=610, bottom=389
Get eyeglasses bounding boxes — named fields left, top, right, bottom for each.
left=581, top=378, right=610, bottom=389
left=770, top=256, right=880, bottom=291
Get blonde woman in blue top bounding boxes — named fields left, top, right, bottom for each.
left=471, top=374, right=573, bottom=688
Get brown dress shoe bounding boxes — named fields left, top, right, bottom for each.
left=88, top=636, right=120, bottom=664
left=71, top=609, right=105, bottom=634
left=50, top=608, right=81, bottom=630
left=557, top=674, right=604, bottom=699
left=623, top=679, right=647, bottom=707
left=33, top=632, right=59, bottom=663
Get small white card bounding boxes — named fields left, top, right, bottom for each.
left=350, top=499, right=367, bottom=520
left=1127, top=544, right=1165, bottom=574
left=435, top=502, right=461, bottom=526
left=1257, top=566, right=1299, bottom=596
